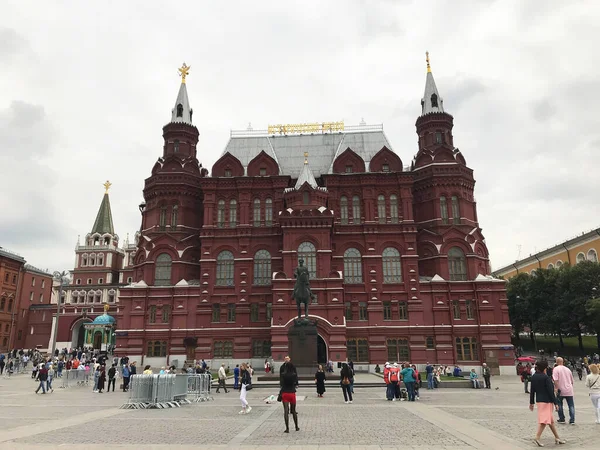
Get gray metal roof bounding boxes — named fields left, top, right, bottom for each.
left=294, top=161, right=318, bottom=189
left=170, top=82, right=193, bottom=125
left=421, top=71, right=444, bottom=115
left=222, top=129, right=393, bottom=177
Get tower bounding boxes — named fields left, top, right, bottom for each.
left=134, top=63, right=205, bottom=285
left=412, top=52, right=490, bottom=280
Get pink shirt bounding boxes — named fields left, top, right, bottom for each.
left=552, top=365, right=574, bottom=396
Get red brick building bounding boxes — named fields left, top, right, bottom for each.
left=97, top=60, right=513, bottom=374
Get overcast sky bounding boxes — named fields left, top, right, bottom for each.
left=1, top=0, right=599, bottom=274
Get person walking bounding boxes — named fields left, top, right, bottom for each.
left=216, top=363, right=228, bottom=393
left=340, top=362, right=353, bottom=404
left=529, top=360, right=565, bottom=446
left=46, top=364, right=55, bottom=393
left=0, top=354, right=5, bottom=375
left=35, top=364, right=48, bottom=394
left=122, top=363, right=130, bottom=392
left=586, top=363, right=600, bottom=423
left=401, top=363, right=417, bottom=401
left=314, top=364, right=326, bottom=397
left=238, top=363, right=252, bottom=414
left=280, top=361, right=300, bottom=433
left=553, top=357, right=575, bottom=425
left=107, top=364, right=116, bottom=392
left=425, top=362, right=434, bottom=389
left=98, top=366, right=106, bottom=393
left=482, top=363, right=491, bottom=389
left=93, top=365, right=101, bottom=392
left=233, top=364, right=240, bottom=389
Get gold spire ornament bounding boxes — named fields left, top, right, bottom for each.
left=104, top=303, right=110, bottom=313
left=426, top=51, right=431, bottom=73
left=103, top=180, right=112, bottom=194
left=178, top=63, right=191, bottom=84
left=304, top=152, right=309, bottom=165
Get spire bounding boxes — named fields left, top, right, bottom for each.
left=91, top=181, right=115, bottom=235
left=170, top=63, right=193, bottom=125
left=420, top=51, right=444, bottom=115
left=295, top=152, right=318, bottom=189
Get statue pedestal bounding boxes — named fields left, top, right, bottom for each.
left=288, top=318, right=318, bottom=376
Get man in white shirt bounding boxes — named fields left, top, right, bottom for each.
left=216, top=363, right=228, bottom=393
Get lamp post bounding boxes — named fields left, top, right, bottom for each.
left=51, top=271, right=71, bottom=356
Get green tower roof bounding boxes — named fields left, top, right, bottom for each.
left=91, top=182, right=115, bottom=235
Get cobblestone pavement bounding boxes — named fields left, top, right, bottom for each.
left=1, top=372, right=600, bottom=449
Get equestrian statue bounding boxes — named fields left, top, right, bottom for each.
left=292, top=258, right=316, bottom=320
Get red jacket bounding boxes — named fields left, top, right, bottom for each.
left=389, top=367, right=400, bottom=382
left=383, top=366, right=390, bottom=384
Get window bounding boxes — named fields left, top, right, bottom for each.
left=87, top=278, right=92, bottom=285
left=343, top=248, right=362, bottom=284
left=89, top=254, right=96, bottom=266
left=229, top=199, right=237, bottom=227
left=32, top=277, right=35, bottom=287
left=547, top=263, right=555, bottom=269
left=154, top=253, right=172, bottom=286
left=451, top=196, right=460, bottom=224
left=259, top=167, right=266, bottom=176
left=39, top=294, right=43, bottom=303
left=346, top=338, right=369, bottom=362
left=3, top=273, right=7, bottom=282
left=252, top=340, right=271, bottom=357
left=359, top=302, right=368, bottom=321
left=42, top=279, right=45, bottom=288
left=266, top=303, right=272, bottom=322
left=171, top=205, right=178, bottom=227
left=149, top=306, right=157, bottom=324
left=452, top=300, right=461, bottom=320
left=108, top=291, right=115, bottom=303
left=7, top=299, right=14, bottom=311
left=382, top=247, right=402, bottom=283
left=588, top=249, right=598, bottom=263
left=216, top=251, right=234, bottom=286
left=214, top=341, right=233, bottom=358
left=98, top=254, right=104, bottom=266
left=76, top=279, right=81, bottom=285
left=399, top=301, right=408, bottom=320
left=82, top=255, right=87, bottom=266
left=159, top=207, right=167, bottom=230
left=265, top=198, right=273, bottom=226
left=435, top=131, right=442, bottom=144
left=98, top=278, right=103, bottom=285
left=345, top=302, right=353, bottom=321
left=217, top=200, right=225, bottom=228
left=147, top=340, right=167, bottom=357
left=383, top=302, right=392, bottom=321
left=176, top=103, right=183, bottom=117
left=377, top=195, right=386, bottom=223
left=426, top=336, right=435, bottom=349
left=60, top=293, right=65, bottom=304
left=352, top=196, right=361, bottom=224
left=340, top=196, right=348, bottom=225
left=382, top=163, right=390, bottom=172
left=224, top=168, right=232, bottom=177
left=387, top=338, right=410, bottom=362
left=390, top=195, right=398, bottom=223
left=29, top=292, right=33, bottom=301
left=227, top=303, right=236, bottom=322
left=448, top=247, right=467, bottom=281
left=127, top=277, right=132, bottom=283
left=431, top=94, right=438, bottom=108
left=250, top=303, right=259, bottom=322
left=253, top=250, right=271, bottom=285
left=345, top=165, right=353, bottom=173
left=253, top=198, right=261, bottom=227
left=456, top=337, right=478, bottom=361
left=212, top=303, right=221, bottom=322
left=162, top=306, right=171, bottom=323
left=440, top=196, right=448, bottom=224
left=0, top=298, right=4, bottom=311
left=466, top=300, right=474, bottom=320
left=576, top=252, right=586, bottom=264
left=174, top=139, right=179, bottom=153
left=298, top=242, right=317, bottom=278
left=303, top=191, right=310, bottom=205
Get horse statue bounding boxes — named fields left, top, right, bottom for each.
left=292, top=258, right=316, bottom=320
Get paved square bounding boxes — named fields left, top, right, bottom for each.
left=1, top=373, right=600, bottom=449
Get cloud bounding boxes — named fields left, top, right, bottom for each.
left=0, top=28, right=30, bottom=62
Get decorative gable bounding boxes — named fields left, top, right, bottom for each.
left=247, top=150, right=280, bottom=177
left=332, top=147, right=366, bottom=174
left=369, top=146, right=403, bottom=172
left=211, top=152, right=244, bottom=177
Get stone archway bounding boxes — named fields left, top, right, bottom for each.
left=71, top=318, right=92, bottom=349
left=317, top=335, right=327, bottom=364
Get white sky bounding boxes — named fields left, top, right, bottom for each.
left=1, top=0, right=599, bottom=273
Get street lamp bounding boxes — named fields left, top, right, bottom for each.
left=51, top=270, right=71, bottom=356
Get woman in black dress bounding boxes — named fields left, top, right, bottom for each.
left=315, top=364, right=326, bottom=397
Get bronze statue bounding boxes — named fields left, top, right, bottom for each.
left=292, top=258, right=315, bottom=320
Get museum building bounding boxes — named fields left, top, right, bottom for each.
left=55, top=58, right=513, bottom=373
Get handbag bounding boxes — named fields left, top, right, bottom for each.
left=342, top=377, right=350, bottom=385
left=277, top=390, right=282, bottom=402
left=245, top=382, right=252, bottom=391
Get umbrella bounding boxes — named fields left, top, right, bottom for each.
left=517, top=356, right=536, bottom=362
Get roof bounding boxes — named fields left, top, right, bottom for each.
left=170, top=82, right=193, bottom=125
left=294, top=160, right=318, bottom=190
left=222, top=126, right=393, bottom=177
left=24, top=264, right=51, bottom=277
left=0, top=247, right=25, bottom=263
left=421, top=71, right=444, bottom=115
left=91, top=193, right=115, bottom=235
left=92, top=313, right=116, bottom=325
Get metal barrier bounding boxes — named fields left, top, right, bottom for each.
left=120, top=374, right=212, bottom=409
left=59, top=369, right=90, bottom=388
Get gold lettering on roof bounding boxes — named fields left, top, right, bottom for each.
left=268, top=121, right=344, bottom=135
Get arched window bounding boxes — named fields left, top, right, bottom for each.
left=217, top=200, right=225, bottom=228
left=556, top=260, right=563, bottom=268
left=340, top=196, right=348, bottom=225
left=97, top=254, right=104, bottom=266
left=174, top=139, right=179, bottom=153
left=377, top=195, right=386, bottom=224
left=440, top=196, right=448, bottom=224
left=149, top=306, right=157, bottom=323
left=448, top=247, right=467, bottom=281
left=576, top=252, right=586, bottom=264
left=216, top=251, right=234, bottom=286
left=82, top=254, right=87, bottom=266
left=390, top=194, right=398, bottom=223
left=176, top=104, right=183, bottom=117
left=451, top=196, right=460, bottom=224
left=298, top=241, right=317, bottom=278
left=154, top=253, right=172, bottom=286
left=431, top=93, right=438, bottom=108
left=229, top=199, right=237, bottom=227
left=265, top=198, right=273, bottom=226
left=0, top=298, right=5, bottom=311
left=343, top=248, right=362, bottom=284
left=547, top=263, right=555, bottom=269
left=382, top=247, right=402, bottom=283
left=588, top=249, right=598, bottom=263
left=89, top=254, right=96, bottom=266
left=253, top=250, right=271, bottom=285
left=159, top=207, right=167, bottom=230
left=162, top=306, right=171, bottom=323
left=352, top=195, right=361, bottom=224
left=171, top=205, right=178, bottom=227
left=253, top=198, right=261, bottom=227
left=456, top=337, right=478, bottom=361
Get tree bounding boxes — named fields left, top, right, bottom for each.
left=506, top=273, right=530, bottom=340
